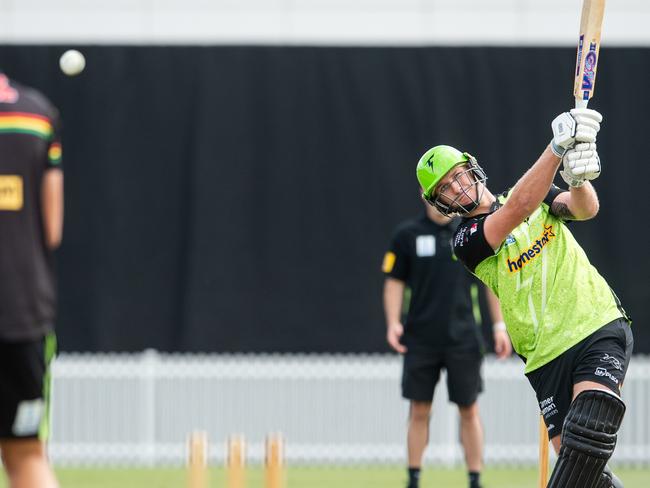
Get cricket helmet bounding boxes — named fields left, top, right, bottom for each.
left=416, top=145, right=487, bottom=216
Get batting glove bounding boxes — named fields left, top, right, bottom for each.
left=570, top=108, right=602, bottom=142
left=560, top=142, right=601, bottom=188
left=550, top=108, right=602, bottom=157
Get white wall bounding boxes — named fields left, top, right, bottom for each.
left=1, top=0, right=649, bottom=45
left=49, top=352, right=650, bottom=466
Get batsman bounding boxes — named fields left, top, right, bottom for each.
left=415, top=108, right=632, bottom=488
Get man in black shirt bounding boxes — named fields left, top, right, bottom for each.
left=0, top=72, right=62, bottom=488
left=383, top=203, right=510, bottom=488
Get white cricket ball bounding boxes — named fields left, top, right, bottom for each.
left=59, top=50, right=86, bottom=76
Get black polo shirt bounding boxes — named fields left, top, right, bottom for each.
left=0, top=73, right=62, bottom=340
left=383, top=214, right=482, bottom=350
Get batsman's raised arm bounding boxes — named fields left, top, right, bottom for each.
left=483, top=108, right=602, bottom=250
left=482, top=146, right=561, bottom=251
left=416, top=108, right=603, bottom=254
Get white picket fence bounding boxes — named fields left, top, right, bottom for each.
left=48, top=352, right=650, bottom=467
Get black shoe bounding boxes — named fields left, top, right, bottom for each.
left=407, top=467, right=421, bottom=488
left=469, top=475, right=482, bottom=488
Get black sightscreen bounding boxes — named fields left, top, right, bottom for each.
left=0, top=46, right=646, bottom=353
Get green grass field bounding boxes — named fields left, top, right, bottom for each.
left=1, top=466, right=648, bottom=488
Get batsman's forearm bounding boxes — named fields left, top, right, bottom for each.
left=507, top=146, right=562, bottom=218
left=568, top=181, right=600, bottom=220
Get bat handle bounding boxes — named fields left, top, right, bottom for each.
left=575, top=98, right=589, bottom=109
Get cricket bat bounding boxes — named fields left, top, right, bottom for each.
left=573, top=0, right=606, bottom=109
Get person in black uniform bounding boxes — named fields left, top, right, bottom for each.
left=0, top=72, right=62, bottom=488
left=382, top=202, right=510, bottom=488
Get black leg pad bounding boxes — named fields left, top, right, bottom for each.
left=547, top=389, right=626, bottom=488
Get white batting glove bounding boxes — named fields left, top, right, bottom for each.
left=551, top=113, right=576, bottom=157
left=550, top=108, right=602, bottom=157
left=570, top=108, right=602, bottom=142
left=560, top=142, right=601, bottom=188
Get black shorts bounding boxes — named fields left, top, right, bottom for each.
left=402, top=345, right=483, bottom=406
left=0, top=333, right=57, bottom=440
left=526, top=318, right=633, bottom=440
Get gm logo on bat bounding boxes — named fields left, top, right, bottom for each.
left=581, top=42, right=598, bottom=99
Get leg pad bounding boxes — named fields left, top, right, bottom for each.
left=547, top=390, right=625, bottom=488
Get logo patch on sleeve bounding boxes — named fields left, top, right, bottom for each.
left=382, top=252, right=396, bottom=273
left=0, top=175, right=23, bottom=211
